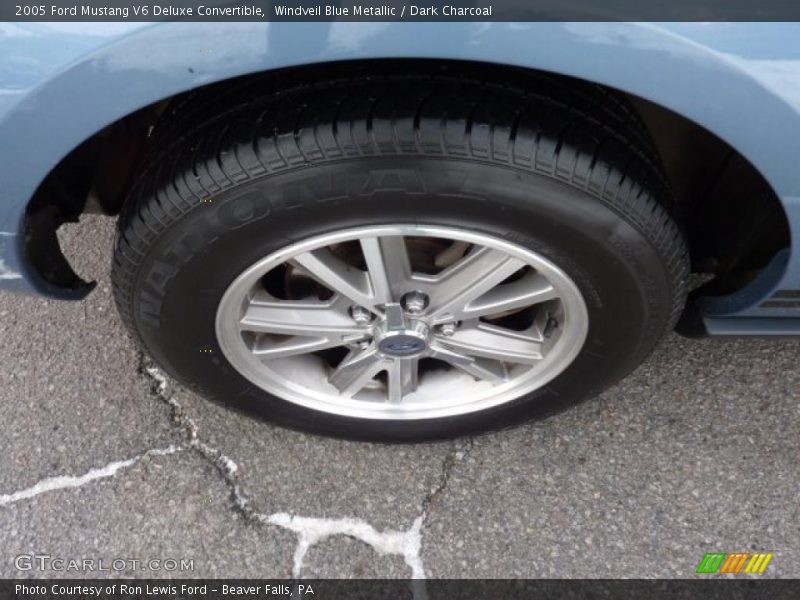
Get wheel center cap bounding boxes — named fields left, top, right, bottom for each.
left=375, top=318, right=430, bottom=358
left=378, top=333, right=427, bottom=357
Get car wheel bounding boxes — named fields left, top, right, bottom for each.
left=112, top=71, right=688, bottom=441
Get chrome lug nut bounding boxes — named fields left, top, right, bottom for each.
left=439, top=322, right=457, bottom=337
left=401, top=291, right=429, bottom=315
left=350, top=305, right=372, bottom=325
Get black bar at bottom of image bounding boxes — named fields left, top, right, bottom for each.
left=2, top=580, right=799, bottom=600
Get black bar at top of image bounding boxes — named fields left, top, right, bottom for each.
left=5, top=0, right=800, bottom=21
left=2, top=580, right=800, bottom=600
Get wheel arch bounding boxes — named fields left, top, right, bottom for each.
left=2, top=22, right=797, bottom=317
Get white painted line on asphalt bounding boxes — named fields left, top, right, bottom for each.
left=0, top=446, right=182, bottom=507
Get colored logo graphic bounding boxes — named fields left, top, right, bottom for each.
left=696, top=552, right=773, bottom=574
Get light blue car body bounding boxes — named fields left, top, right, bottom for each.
left=1, top=22, right=799, bottom=333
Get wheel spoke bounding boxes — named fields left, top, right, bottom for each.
left=386, top=358, right=419, bottom=403
left=427, top=247, right=526, bottom=321
left=435, top=322, right=544, bottom=364
left=251, top=335, right=357, bottom=360
left=429, top=344, right=509, bottom=383
left=328, top=346, right=385, bottom=396
left=458, top=271, right=557, bottom=320
left=240, top=300, right=364, bottom=337
left=360, top=236, right=412, bottom=305
left=291, top=248, right=376, bottom=310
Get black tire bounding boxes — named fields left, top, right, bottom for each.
left=112, top=67, right=689, bottom=441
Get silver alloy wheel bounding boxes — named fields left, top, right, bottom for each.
left=215, top=225, right=589, bottom=420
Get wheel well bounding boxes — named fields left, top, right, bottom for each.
left=24, top=58, right=790, bottom=304
left=629, top=95, right=790, bottom=296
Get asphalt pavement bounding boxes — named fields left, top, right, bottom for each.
left=0, top=215, right=798, bottom=579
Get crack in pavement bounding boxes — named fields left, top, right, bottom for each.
left=139, top=358, right=430, bottom=583
left=0, top=446, right=182, bottom=507
left=265, top=513, right=424, bottom=579
left=141, top=362, right=239, bottom=479
left=0, top=352, right=472, bottom=589
left=422, top=438, right=473, bottom=518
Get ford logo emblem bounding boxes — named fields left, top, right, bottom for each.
left=378, top=335, right=426, bottom=356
